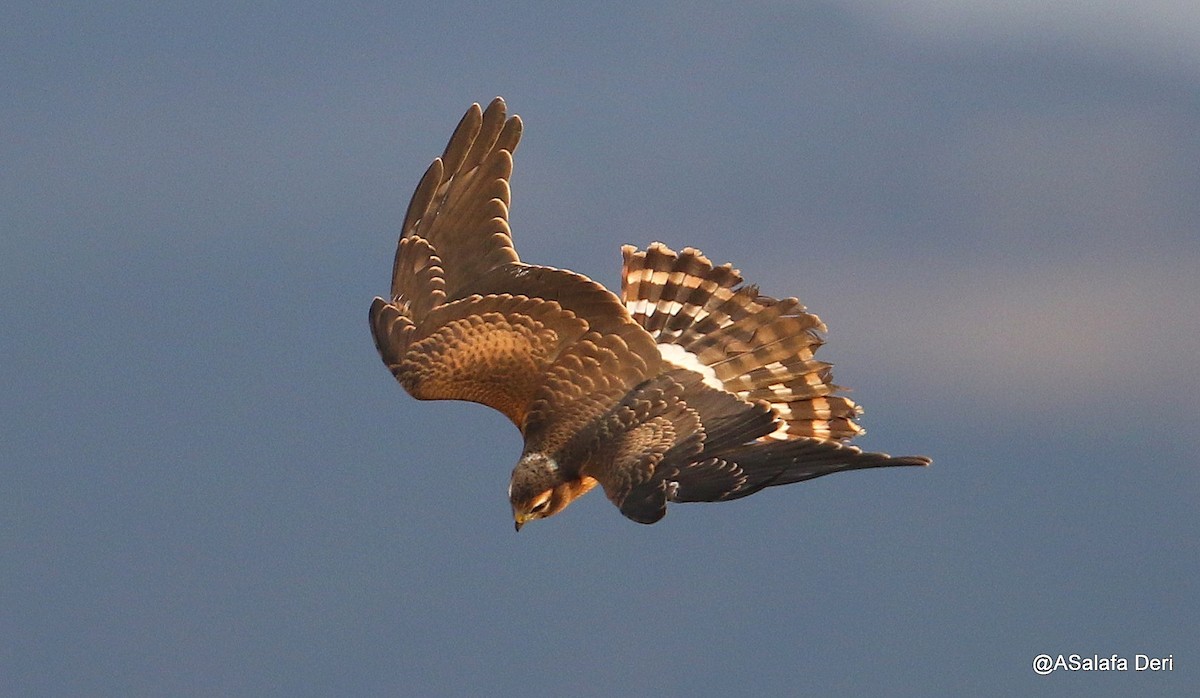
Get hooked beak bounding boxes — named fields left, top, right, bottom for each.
left=514, top=514, right=526, bottom=532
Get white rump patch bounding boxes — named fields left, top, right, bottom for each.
left=657, top=343, right=724, bottom=391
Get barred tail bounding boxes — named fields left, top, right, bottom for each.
left=620, top=242, right=863, bottom=441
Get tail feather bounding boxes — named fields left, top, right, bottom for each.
left=683, top=296, right=803, bottom=363
left=620, top=242, right=865, bottom=442
left=708, top=330, right=824, bottom=384
left=621, top=244, right=745, bottom=342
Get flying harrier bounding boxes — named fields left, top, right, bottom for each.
left=370, top=98, right=929, bottom=529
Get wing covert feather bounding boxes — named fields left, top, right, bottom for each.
left=370, top=294, right=588, bottom=427
left=523, top=332, right=656, bottom=451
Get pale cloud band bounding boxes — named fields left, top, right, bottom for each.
left=845, top=0, right=1200, bottom=71
left=808, top=257, right=1200, bottom=419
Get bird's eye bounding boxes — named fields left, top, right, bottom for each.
left=530, top=497, right=551, bottom=514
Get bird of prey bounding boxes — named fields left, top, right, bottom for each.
left=370, top=98, right=930, bottom=529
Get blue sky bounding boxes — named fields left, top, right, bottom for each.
left=4, top=2, right=1197, bottom=696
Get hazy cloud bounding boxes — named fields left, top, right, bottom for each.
left=848, top=0, right=1200, bottom=71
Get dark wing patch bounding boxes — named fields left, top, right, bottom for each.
left=616, top=434, right=930, bottom=523
left=606, top=373, right=929, bottom=522
left=557, top=374, right=705, bottom=524
left=660, top=438, right=930, bottom=505
left=665, top=370, right=778, bottom=453
left=573, top=370, right=777, bottom=524
left=599, top=374, right=769, bottom=523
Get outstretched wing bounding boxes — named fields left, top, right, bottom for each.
left=579, top=372, right=757, bottom=523
left=371, top=99, right=659, bottom=431
left=582, top=370, right=930, bottom=523
left=619, top=436, right=931, bottom=523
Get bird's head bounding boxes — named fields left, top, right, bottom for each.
left=509, top=452, right=597, bottom=530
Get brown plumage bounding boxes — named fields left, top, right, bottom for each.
left=370, top=98, right=930, bottom=528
